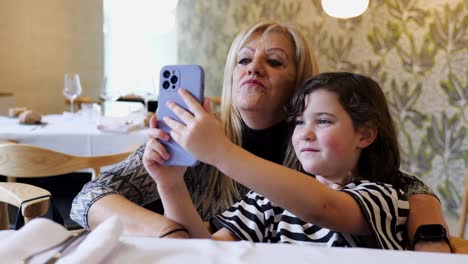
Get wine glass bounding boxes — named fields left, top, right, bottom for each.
left=63, top=73, right=82, bottom=113
left=100, top=76, right=121, bottom=102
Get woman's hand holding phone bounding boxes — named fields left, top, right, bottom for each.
left=143, top=114, right=187, bottom=189
left=157, top=65, right=205, bottom=167
left=163, top=88, right=234, bottom=168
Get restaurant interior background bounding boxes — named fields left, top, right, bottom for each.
left=0, top=0, right=467, bottom=234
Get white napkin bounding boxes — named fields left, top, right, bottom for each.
left=58, top=216, right=122, bottom=264
left=97, top=116, right=144, bottom=133
left=0, top=218, right=70, bottom=263
left=0, top=217, right=122, bottom=264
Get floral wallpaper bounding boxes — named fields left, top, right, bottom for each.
left=177, top=0, right=468, bottom=215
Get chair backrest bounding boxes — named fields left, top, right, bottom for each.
left=206, top=96, right=221, bottom=112
left=458, top=167, right=468, bottom=238
left=0, top=182, right=50, bottom=230
left=0, top=144, right=131, bottom=180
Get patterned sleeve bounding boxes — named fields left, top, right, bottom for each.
left=70, top=144, right=160, bottom=228
left=213, top=191, right=268, bottom=242
left=341, top=181, right=410, bottom=249
left=397, top=172, right=437, bottom=199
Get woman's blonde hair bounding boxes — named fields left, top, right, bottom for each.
left=200, top=20, right=319, bottom=213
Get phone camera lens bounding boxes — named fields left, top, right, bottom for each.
left=170, top=75, right=178, bottom=84
left=162, top=70, right=170, bottom=78
left=162, top=81, right=170, bottom=89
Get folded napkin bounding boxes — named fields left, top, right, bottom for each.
left=97, top=117, right=144, bottom=133
left=0, top=218, right=69, bottom=263
left=58, top=216, right=122, bottom=264
left=0, top=217, right=122, bottom=264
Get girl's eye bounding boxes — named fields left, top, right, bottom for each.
left=267, top=60, right=282, bottom=67
left=294, top=119, right=304, bottom=126
left=238, top=58, right=251, bottom=65
left=317, top=119, right=331, bottom=125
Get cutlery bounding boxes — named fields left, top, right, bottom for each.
left=23, top=229, right=89, bottom=264
left=44, top=229, right=90, bottom=264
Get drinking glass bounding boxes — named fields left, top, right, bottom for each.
left=63, top=73, right=82, bottom=113
left=100, top=76, right=120, bottom=102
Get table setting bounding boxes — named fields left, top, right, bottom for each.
left=0, top=216, right=467, bottom=264
left=0, top=111, right=148, bottom=156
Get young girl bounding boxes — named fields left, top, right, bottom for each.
left=146, top=72, right=410, bottom=249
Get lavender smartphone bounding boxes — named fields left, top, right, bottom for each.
left=157, top=65, right=205, bottom=167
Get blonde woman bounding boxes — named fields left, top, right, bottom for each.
left=71, top=20, right=317, bottom=235
left=71, top=20, right=449, bottom=252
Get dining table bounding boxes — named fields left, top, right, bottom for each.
left=0, top=113, right=148, bottom=156
left=0, top=216, right=467, bottom=264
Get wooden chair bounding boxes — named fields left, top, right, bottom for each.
left=0, top=182, right=50, bottom=230
left=0, top=144, right=132, bottom=181
left=207, top=96, right=221, bottom=111
left=0, top=139, right=17, bottom=145
left=459, top=167, right=468, bottom=238
left=0, top=144, right=132, bottom=229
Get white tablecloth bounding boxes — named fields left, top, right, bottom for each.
left=0, top=114, right=148, bottom=156
left=2, top=233, right=466, bottom=263
left=106, top=238, right=467, bottom=264
left=1, top=218, right=466, bottom=264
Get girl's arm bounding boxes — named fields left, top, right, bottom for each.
left=164, top=89, right=370, bottom=235
left=214, top=144, right=370, bottom=235
left=212, top=227, right=240, bottom=241
left=408, top=194, right=451, bottom=252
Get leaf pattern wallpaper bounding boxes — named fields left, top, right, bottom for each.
left=177, top=0, right=468, bottom=216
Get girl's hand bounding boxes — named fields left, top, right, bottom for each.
left=143, top=115, right=187, bottom=189
left=163, top=88, right=233, bottom=167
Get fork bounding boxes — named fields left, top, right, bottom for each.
left=23, top=229, right=89, bottom=264
left=44, top=229, right=90, bottom=264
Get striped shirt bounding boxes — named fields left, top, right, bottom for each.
left=214, top=180, right=410, bottom=249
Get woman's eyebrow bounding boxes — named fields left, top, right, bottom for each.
left=265, top=48, right=288, bottom=58
left=238, top=46, right=254, bottom=53
left=238, top=46, right=288, bottom=58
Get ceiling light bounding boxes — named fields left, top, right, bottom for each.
left=321, top=0, right=369, bottom=19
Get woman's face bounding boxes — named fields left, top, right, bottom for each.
left=232, top=31, right=297, bottom=123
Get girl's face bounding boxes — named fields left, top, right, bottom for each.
left=292, top=89, right=370, bottom=186
left=232, top=31, right=297, bottom=124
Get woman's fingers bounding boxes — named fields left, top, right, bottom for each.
left=146, top=113, right=171, bottom=141
left=149, top=114, right=158, bottom=129
left=165, top=88, right=210, bottom=126
left=203, top=98, right=212, bottom=113
left=177, top=88, right=206, bottom=117
left=147, top=127, right=170, bottom=141
left=144, top=138, right=170, bottom=163
left=166, top=101, right=195, bottom=125
left=162, top=116, right=185, bottom=136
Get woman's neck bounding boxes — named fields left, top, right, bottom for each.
left=241, top=119, right=292, bottom=165
left=240, top=110, right=286, bottom=130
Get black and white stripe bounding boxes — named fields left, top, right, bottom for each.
left=341, top=181, right=409, bottom=249
left=215, top=180, right=409, bottom=249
